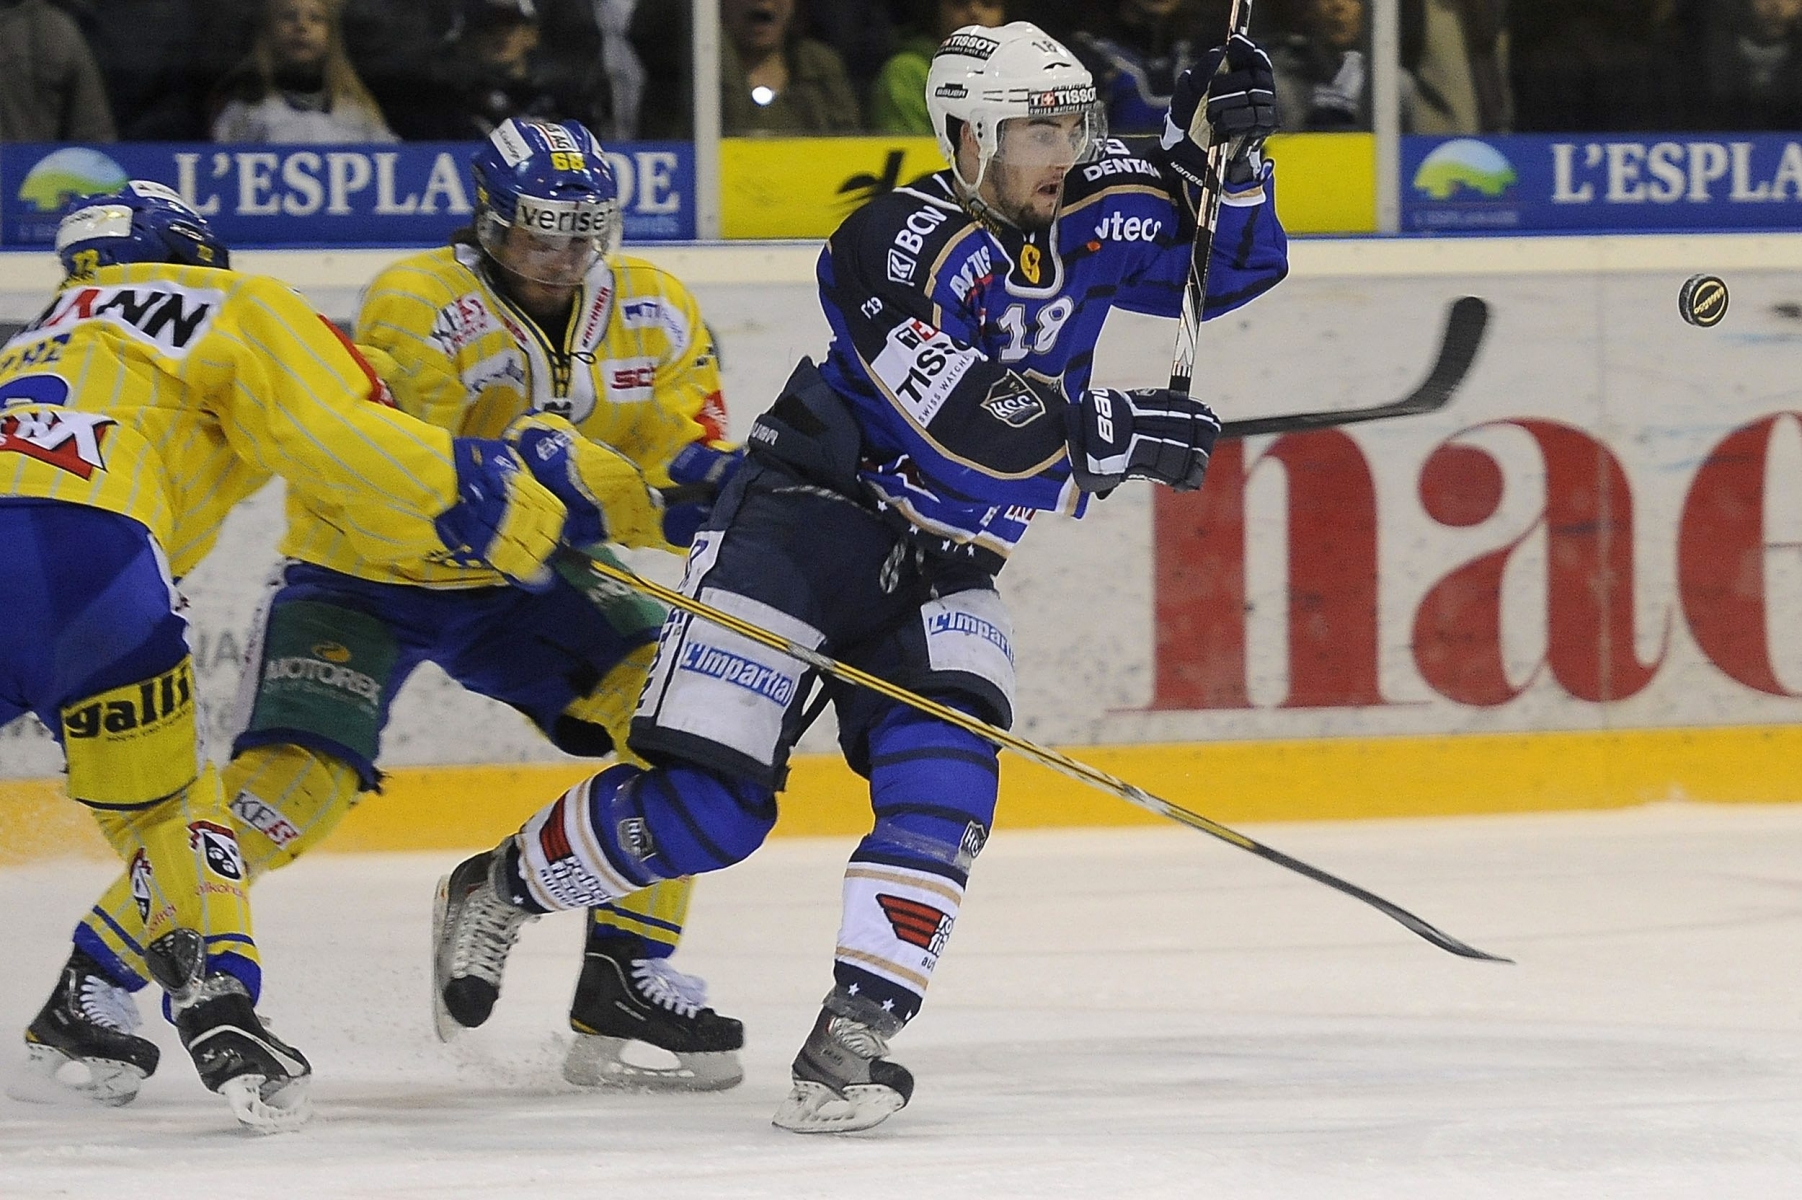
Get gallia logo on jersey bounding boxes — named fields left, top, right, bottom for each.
left=936, top=31, right=997, bottom=60
left=39, top=282, right=223, bottom=358
left=0, top=407, right=114, bottom=480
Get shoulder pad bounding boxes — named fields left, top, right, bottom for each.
left=835, top=182, right=972, bottom=294
left=1066, top=137, right=1172, bottom=197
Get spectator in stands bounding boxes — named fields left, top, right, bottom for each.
left=1700, top=0, right=1802, bottom=130
left=1400, top=0, right=1510, bottom=133
left=0, top=0, right=117, bottom=141
left=1511, top=0, right=1685, bottom=131
left=720, top=0, right=862, bottom=134
left=803, top=0, right=901, bottom=106
left=871, top=0, right=1006, bottom=134
left=211, top=0, right=398, bottom=142
left=1271, top=0, right=1368, bottom=130
left=412, top=0, right=609, bottom=140
left=1070, top=0, right=1209, bottom=135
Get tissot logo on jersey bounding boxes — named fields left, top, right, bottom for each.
left=38, top=282, right=223, bottom=359
left=1030, top=84, right=1098, bottom=113
left=871, top=317, right=981, bottom=426
left=0, top=407, right=114, bottom=480
left=937, top=31, right=997, bottom=59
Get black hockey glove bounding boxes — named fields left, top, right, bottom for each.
left=1066, top=388, right=1220, bottom=494
left=1161, top=34, right=1279, bottom=190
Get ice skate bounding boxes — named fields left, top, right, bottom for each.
left=9, top=948, right=160, bottom=1107
left=145, top=930, right=312, bottom=1133
left=562, top=944, right=744, bottom=1091
left=772, top=989, right=913, bottom=1133
left=432, top=845, right=537, bottom=1041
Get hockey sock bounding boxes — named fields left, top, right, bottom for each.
left=833, top=703, right=998, bottom=1023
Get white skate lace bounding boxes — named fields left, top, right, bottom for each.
left=826, top=1015, right=889, bottom=1060
left=452, top=886, right=531, bottom=985
left=77, top=977, right=140, bottom=1034
left=629, top=959, right=708, bottom=1018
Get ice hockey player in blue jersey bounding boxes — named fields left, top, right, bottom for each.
left=433, top=21, right=1286, bottom=1133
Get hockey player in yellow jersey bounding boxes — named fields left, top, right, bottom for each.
left=35, top=122, right=749, bottom=1098
left=0, top=180, right=664, bottom=1130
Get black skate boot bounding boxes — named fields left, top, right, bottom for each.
left=771, top=987, right=914, bottom=1133
left=432, top=843, right=537, bottom=1041
left=146, top=929, right=312, bottom=1133
left=9, top=948, right=159, bottom=1107
left=562, top=941, right=745, bottom=1091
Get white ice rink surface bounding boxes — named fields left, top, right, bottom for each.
left=3, top=803, right=1800, bottom=1199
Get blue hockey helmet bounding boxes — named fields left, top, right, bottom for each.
left=55, top=180, right=229, bottom=277
left=469, top=118, right=620, bottom=286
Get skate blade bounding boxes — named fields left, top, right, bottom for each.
left=7, top=1044, right=145, bottom=1108
left=219, top=1073, right=312, bottom=1133
left=429, top=875, right=462, bottom=1044
left=771, top=1079, right=907, bottom=1133
left=562, top=1035, right=744, bottom=1092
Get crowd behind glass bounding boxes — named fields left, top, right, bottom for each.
left=1, top=0, right=1798, bottom=146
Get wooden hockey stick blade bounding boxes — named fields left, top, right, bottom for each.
left=1218, top=296, right=1490, bottom=440
left=557, top=549, right=1512, bottom=964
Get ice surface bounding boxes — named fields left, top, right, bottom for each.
left=3, top=804, right=1800, bottom=1198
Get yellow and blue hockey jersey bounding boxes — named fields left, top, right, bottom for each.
left=287, top=242, right=727, bottom=587
left=0, top=262, right=464, bottom=579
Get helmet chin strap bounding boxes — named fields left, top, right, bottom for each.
left=950, top=143, right=1020, bottom=233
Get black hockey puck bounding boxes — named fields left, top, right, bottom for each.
left=1679, top=274, right=1729, bottom=327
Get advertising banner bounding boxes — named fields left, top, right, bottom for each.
left=1405, top=134, right=1802, bottom=232
left=720, top=132, right=1376, bottom=239
left=0, top=141, right=695, bottom=246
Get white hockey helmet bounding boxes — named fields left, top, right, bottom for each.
left=925, top=22, right=1107, bottom=194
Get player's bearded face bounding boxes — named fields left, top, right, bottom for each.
left=983, top=114, right=1090, bottom=231
left=496, top=226, right=600, bottom=289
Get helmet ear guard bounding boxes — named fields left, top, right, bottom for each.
left=55, top=180, right=229, bottom=276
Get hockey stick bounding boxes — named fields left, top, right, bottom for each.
left=1217, top=296, right=1490, bottom=440
left=556, top=549, right=1511, bottom=963
left=1168, top=0, right=1256, bottom=398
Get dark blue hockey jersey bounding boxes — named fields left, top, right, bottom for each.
left=813, top=136, right=1288, bottom=563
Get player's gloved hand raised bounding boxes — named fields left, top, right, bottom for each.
left=659, top=441, right=744, bottom=549
left=1161, top=34, right=1279, bottom=191
left=435, top=439, right=564, bottom=591
left=503, top=413, right=667, bottom=551
left=1065, top=387, right=1220, bottom=493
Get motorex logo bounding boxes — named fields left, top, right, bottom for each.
left=1412, top=139, right=1518, bottom=200
left=17, top=147, right=128, bottom=213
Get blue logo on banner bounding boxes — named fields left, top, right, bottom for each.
left=2, top=141, right=695, bottom=247
left=1405, top=134, right=1802, bottom=233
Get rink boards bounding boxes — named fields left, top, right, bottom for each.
left=5, top=232, right=1802, bottom=858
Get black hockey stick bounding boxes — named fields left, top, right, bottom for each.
left=1217, top=296, right=1491, bottom=440
left=1168, top=0, right=1255, bottom=398
left=556, top=550, right=1512, bottom=964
